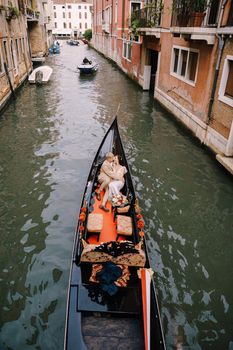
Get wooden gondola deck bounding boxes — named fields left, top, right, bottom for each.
left=82, top=315, right=144, bottom=350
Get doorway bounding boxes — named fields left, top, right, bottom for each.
left=149, top=49, right=158, bottom=91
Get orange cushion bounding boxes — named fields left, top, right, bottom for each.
left=116, top=215, right=133, bottom=236
left=87, top=213, right=103, bottom=232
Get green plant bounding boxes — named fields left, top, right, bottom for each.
left=84, top=29, right=92, bottom=41
left=173, top=0, right=207, bottom=15
left=192, top=0, right=207, bottom=12
left=10, top=6, right=19, bottom=17
left=130, top=1, right=163, bottom=32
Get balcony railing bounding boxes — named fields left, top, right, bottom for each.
left=130, top=6, right=162, bottom=30
left=171, top=0, right=221, bottom=28
left=26, top=7, right=40, bottom=21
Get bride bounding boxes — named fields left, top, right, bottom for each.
left=108, top=156, right=127, bottom=199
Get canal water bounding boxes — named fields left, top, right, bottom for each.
left=0, top=43, right=233, bottom=350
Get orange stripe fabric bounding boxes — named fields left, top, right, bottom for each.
left=87, top=192, right=117, bottom=244
left=141, top=269, right=149, bottom=350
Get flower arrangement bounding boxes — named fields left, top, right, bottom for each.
left=137, top=219, right=145, bottom=229
left=111, top=194, right=129, bottom=207
left=136, top=209, right=145, bottom=240
left=79, top=212, right=86, bottom=222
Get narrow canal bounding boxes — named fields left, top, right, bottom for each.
left=0, top=43, right=233, bottom=350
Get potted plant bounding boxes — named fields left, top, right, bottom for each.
left=191, top=0, right=207, bottom=26
left=173, top=0, right=207, bottom=27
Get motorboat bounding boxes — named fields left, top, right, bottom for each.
left=67, top=39, right=79, bottom=46
left=77, top=58, right=98, bottom=74
left=28, top=66, right=53, bottom=84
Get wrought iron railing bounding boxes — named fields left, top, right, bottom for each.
left=26, top=7, right=39, bottom=20
left=130, top=6, right=162, bottom=30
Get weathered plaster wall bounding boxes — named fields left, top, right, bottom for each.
left=211, top=39, right=233, bottom=138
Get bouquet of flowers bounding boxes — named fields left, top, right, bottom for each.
left=111, top=194, right=129, bottom=207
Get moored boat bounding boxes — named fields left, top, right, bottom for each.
left=64, top=118, right=166, bottom=350
left=28, top=66, right=53, bottom=84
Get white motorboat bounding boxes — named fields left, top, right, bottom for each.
left=28, top=66, right=53, bottom=84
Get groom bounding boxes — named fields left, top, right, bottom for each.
left=95, top=152, right=119, bottom=212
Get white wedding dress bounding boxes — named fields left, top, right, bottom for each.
left=108, top=165, right=127, bottom=199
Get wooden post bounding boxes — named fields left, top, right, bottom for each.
left=4, top=62, right=16, bottom=99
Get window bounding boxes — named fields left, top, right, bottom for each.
left=68, top=5, right=71, bottom=8
left=54, top=22, right=57, bottom=28
left=69, top=22, right=71, bottom=28
left=219, top=55, right=233, bottom=107
left=68, top=12, right=71, bottom=18
left=171, top=46, right=199, bottom=85
left=85, top=22, right=87, bottom=28
left=62, top=5, right=65, bottom=8
left=3, top=40, right=9, bottom=67
left=115, top=2, right=117, bottom=22
left=63, top=12, right=65, bottom=18
left=123, top=41, right=131, bottom=61
left=0, top=50, right=3, bottom=73
left=53, top=5, right=56, bottom=9
left=15, top=39, right=19, bottom=60
left=84, top=5, right=87, bottom=9
left=131, top=2, right=141, bottom=13
left=79, top=22, right=82, bottom=28
left=10, top=40, right=17, bottom=70
left=63, top=22, right=66, bottom=28
left=78, top=5, right=81, bottom=9
left=54, top=12, right=56, bottom=18
left=79, top=12, right=81, bottom=19
left=85, top=12, right=87, bottom=19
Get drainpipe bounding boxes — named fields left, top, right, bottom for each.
left=207, top=34, right=225, bottom=124
left=207, top=0, right=228, bottom=124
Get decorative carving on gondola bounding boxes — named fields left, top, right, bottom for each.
left=94, top=240, right=138, bottom=257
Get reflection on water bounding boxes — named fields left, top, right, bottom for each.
left=0, top=43, right=233, bottom=350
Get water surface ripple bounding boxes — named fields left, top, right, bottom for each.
left=0, top=44, right=233, bottom=350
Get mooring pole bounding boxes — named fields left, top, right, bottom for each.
left=4, top=62, right=16, bottom=99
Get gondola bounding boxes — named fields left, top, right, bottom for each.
left=64, top=118, right=166, bottom=350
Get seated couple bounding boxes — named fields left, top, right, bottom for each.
left=95, top=152, right=127, bottom=212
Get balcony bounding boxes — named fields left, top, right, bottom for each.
left=129, top=6, right=162, bottom=37
left=26, top=7, right=40, bottom=21
left=170, top=0, right=221, bottom=44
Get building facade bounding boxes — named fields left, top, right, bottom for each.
left=92, top=0, right=233, bottom=174
left=0, top=0, right=32, bottom=109
left=0, top=0, right=53, bottom=111
left=52, top=0, right=92, bottom=38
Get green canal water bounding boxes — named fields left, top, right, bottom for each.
left=0, top=44, right=233, bottom=350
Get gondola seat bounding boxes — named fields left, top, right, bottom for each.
left=116, top=215, right=133, bottom=238
left=87, top=213, right=103, bottom=241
